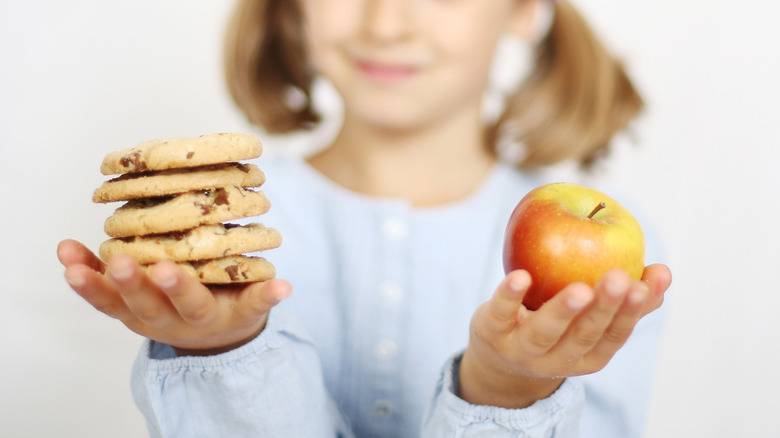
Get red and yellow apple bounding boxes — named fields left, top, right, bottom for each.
left=503, top=183, right=645, bottom=311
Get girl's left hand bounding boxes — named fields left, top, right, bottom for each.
left=458, top=264, right=671, bottom=409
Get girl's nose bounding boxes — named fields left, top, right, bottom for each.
left=362, top=0, right=414, bottom=42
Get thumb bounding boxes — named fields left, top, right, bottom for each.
left=640, top=264, right=671, bottom=315
left=485, top=270, right=532, bottom=331
left=238, top=278, right=292, bottom=319
left=58, top=239, right=106, bottom=274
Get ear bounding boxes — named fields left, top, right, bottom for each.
left=507, top=0, right=548, bottom=43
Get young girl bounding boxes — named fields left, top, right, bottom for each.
left=58, top=0, right=671, bottom=436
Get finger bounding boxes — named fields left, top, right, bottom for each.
left=64, top=264, right=133, bottom=321
left=517, top=282, right=594, bottom=356
left=642, top=264, right=672, bottom=295
left=551, top=269, right=631, bottom=359
left=107, top=255, right=177, bottom=328
left=149, top=261, right=217, bottom=327
left=235, top=278, right=292, bottom=320
left=640, top=264, right=672, bottom=315
left=485, top=270, right=532, bottom=332
left=586, top=280, right=649, bottom=367
left=58, top=239, right=106, bottom=274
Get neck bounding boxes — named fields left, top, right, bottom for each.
left=308, top=104, right=496, bottom=206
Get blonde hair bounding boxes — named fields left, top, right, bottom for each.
left=224, top=0, right=643, bottom=169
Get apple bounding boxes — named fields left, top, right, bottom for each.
left=502, top=182, right=645, bottom=311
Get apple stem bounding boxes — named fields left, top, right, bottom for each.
left=588, top=202, right=606, bottom=219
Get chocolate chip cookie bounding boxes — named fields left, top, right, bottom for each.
left=100, top=133, right=262, bottom=175
left=99, top=223, right=281, bottom=264
left=104, top=186, right=270, bottom=237
left=173, top=255, right=276, bottom=284
left=92, top=162, right=265, bottom=203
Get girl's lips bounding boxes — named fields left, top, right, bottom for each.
left=356, top=61, right=418, bottom=84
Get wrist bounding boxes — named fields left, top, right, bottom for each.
left=458, top=348, right=564, bottom=409
left=172, top=324, right=265, bottom=357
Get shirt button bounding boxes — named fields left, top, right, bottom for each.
left=379, top=282, right=403, bottom=304
left=382, top=218, right=408, bottom=240
left=374, top=400, right=393, bottom=418
left=373, top=339, right=399, bottom=360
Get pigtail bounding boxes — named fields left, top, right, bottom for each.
left=224, top=0, right=319, bottom=133
left=491, top=2, right=644, bottom=169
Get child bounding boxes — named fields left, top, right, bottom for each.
left=58, top=0, right=671, bottom=436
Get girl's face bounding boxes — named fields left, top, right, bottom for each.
left=299, top=0, right=531, bottom=131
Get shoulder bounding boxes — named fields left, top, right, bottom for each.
left=246, top=147, right=334, bottom=247
left=488, top=161, right=543, bottom=215
left=252, top=147, right=313, bottom=204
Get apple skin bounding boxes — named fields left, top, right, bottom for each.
left=503, top=183, right=645, bottom=311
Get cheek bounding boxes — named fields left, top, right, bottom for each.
left=434, top=32, right=503, bottom=92
left=426, top=10, right=510, bottom=84
left=301, top=2, right=360, bottom=71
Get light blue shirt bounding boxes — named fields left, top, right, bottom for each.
left=132, top=151, right=666, bottom=437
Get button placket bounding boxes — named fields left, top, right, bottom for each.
left=379, top=281, right=403, bottom=305
left=366, top=211, right=410, bottom=430
left=382, top=218, right=408, bottom=241
left=373, top=399, right=393, bottom=419
left=373, top=338, right=399, bottom=360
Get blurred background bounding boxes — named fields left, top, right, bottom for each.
left=1, top=1, right=778, bottom=436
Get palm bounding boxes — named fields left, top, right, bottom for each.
left=58, top=239, right=291, bottom=354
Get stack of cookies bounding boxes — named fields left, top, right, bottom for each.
left=92, top=133, right=281, bottom=284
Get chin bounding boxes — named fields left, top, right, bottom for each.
left=348, top=101, right=431, bottom=132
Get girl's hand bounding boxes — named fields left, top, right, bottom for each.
left=57, top=239, right=291, bottom=356
left=459, top=264, right=671, bottom=409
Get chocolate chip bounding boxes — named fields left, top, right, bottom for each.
left=225, top=265, right=240, bottom=281
left=120, top=151, right=147, bottom=171
left=186, top=152, right=194, bottom=159
left=214, top=189, right=230, bottom=206
left=194, top=201, right=212, bottom=215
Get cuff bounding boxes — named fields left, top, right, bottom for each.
left=141, top=306, right=303, bottom=372
left=438, top=353, right=584, bottom=430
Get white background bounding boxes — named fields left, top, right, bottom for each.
left=1, top=1, right=778, bottom=437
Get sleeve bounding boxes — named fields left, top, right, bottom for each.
left=421, top=353, right=585, bottom=437
left=130, top=307, right=354, bottom=438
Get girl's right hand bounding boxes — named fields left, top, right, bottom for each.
left=57, top=239, right=291, bottom=356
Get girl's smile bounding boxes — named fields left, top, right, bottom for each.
left=354, top=59, right=421, bottom=85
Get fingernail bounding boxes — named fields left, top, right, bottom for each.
left=151, top=272, right=177, bottom=290
left=606, top=279, right=628, bottom=298
left=108, top=262, right=133, bottom=282
left=628, top=287, right=647, bottom=305
left=568, top=290, right=592, bottom=310
left=274, top=287, right=292, bottom=302
left=65, top=272, right=85, bottom=288
left=508, top=272, right=530, bottom=293
left=509, top=279, right=525, bottom=292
